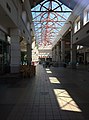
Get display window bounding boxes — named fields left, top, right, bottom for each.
left=0, top=30, right=10, bottom=74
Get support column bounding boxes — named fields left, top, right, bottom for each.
left=54, top=46, right=56, bottom=62
left=53, top=47, right=56, bottom=62
left=10, top=28, right=21, bottom=73
left=61, top=40, right=65, bottom=62
left=84, top=50, right=87, bottom=65
left=56, top=45, right=60, bottom=63
left=52, top=49, right=54, bottom=62
left=70, top=30, right=77, bottom=69
left=84, top=52, right=86, bottom=64
left=27, top=43, right=32, bottom=65
left=70, top=45, right=77, bottom=65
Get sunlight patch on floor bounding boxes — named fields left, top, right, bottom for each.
left=49, top=77, right=60, bottom=83
left=45, top=68, right=50, bottom=70
left=46, top=71, right=52, bottom=73
left=54, top=89, right=82, bottom=112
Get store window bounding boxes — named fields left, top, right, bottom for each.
left=0, top=30, right=10, bottom=74
left=77, top=45, right=83, bottom=50
left=87, top=11, right=89, bottom=21
left=84, top=5, right=89, bottom=25
left=74, top=16, right=80, bottom=33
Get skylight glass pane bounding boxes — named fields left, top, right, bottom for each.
left=31, top=0, right=72, bottom=48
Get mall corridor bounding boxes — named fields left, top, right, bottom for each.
left=0, top=65, right=89, bottom=120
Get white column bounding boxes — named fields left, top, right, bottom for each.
left=70, top=45, right=77, bottom=63
left=70, top=30, right=77, bottom=68
left=10, top=28, right=21, bottom=73
left=52, top=49, right=54, bottom=61
left=55, top=47, right=57, bottom=62
left=56, top=45, right=60, bottom=62
left=84, top=50, right=87, bottom=64
left=27, top=43, right=32, bottom=65
left=52, top=48, right=55, bottom=62
left=61, top=40, right=65, bottom=62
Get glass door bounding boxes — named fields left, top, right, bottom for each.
left=0, top=40, right=10, bottom=74
left=0, top=41, right=3, bottom=73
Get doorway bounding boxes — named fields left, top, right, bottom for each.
left=0, top=40, right=10, bottom=74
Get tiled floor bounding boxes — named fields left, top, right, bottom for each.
left=0, top=65, right=89, bottom=120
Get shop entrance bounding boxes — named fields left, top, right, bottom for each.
left=0, top=40, right=10, bottom=74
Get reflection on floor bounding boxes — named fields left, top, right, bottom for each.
left=0, top=64, right=89, bottom=120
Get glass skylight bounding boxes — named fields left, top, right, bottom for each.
left=31, top=0, right=72, bottom=48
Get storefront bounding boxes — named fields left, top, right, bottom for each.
left=0, top=30, right=10, bottom=74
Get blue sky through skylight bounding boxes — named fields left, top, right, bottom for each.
left=31, top=0, right=72, bottom=48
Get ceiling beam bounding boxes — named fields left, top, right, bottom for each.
left=31, top=11, right=72, bottom=13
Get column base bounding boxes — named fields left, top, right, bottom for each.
left=10, top=66, right=20, bottom=73
left=70, top=62, right=76, bottom=69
